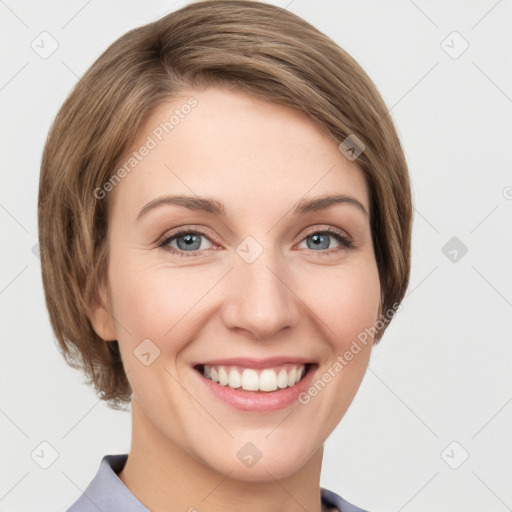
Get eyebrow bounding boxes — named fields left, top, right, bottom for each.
left=136, top=192, right=368, bottom=220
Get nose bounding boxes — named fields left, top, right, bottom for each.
left=221, top=248, right=301, bottom=340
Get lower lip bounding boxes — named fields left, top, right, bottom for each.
left=193, top=364, right=317, bottom=413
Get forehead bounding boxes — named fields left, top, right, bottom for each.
left=109, top=87, right=369, bottom=220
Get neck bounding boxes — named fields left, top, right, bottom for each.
left=118, top=398, right=328, bottom=512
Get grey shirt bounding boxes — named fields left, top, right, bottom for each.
left=66, top=454, right=369, bottom=512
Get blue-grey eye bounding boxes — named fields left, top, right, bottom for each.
left=175, top=233, right=203, bottom=251
left=298, top=230, right=351, bottom=252
left=306, top=233, right=332, bottom=250
left=159, top=229, right=215, bottom=257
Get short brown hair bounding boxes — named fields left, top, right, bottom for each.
left=38, top=0, right=412, bottom=409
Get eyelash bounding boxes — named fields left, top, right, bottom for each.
left=157, top=226, right=353, bottom=258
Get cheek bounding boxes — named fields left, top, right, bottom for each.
left=288, top=258, right=380, bottom=440
left=106, top=255, right=207, bottom=403
left=299, top=257, right=381, bottom=347
left=107, top=251, right=217, bottom=350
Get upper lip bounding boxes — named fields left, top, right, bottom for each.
left=192, top=356, right=316, bottom=369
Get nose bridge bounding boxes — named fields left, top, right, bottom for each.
left=222, top=238, right=301, bottom=339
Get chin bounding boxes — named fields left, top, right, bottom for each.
left=200, top=441, right=318, bottom=482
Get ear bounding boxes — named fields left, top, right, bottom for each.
left=86, top=282, right=117, bottom=342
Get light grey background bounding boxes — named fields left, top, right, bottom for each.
left=1, top=1, right=511, bottom=511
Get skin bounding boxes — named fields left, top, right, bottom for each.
left=88, top=86, right=381, bottom=512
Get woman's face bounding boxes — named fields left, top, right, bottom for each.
left=92, top=86, right=381, bottom=480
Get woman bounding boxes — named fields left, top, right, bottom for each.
left=38, top=1, right=412, bottom=511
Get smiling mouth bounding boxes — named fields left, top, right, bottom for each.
left=193, top=363, right=315, bottom=393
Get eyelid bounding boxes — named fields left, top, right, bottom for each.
left=299, top=224, right=351, bottom=241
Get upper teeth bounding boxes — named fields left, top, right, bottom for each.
left=202, top=364, right=306, bottom=392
